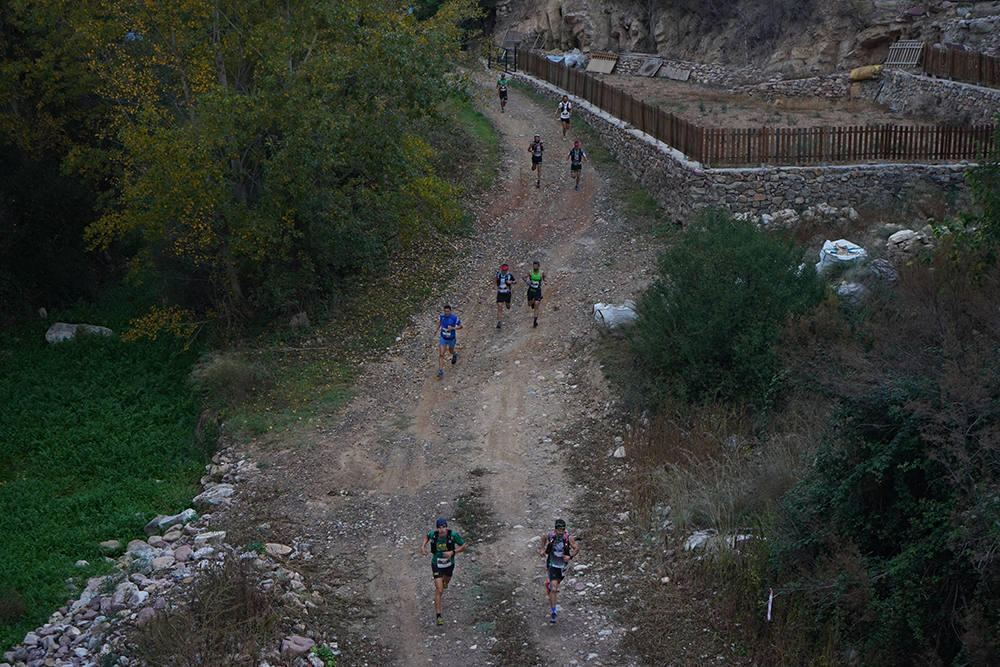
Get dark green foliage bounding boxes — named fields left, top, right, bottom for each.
left=0, top=312, right=203, bottom=650
left=767, top=256, right=1000, bottom=664
left=0, top=144, right=104, bottom=323
left=630, top=208, right=824, bottom=406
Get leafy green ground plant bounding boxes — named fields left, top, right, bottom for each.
left=0, top=316, right=202, bottom=650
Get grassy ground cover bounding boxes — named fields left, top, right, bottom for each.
left=0, top=290, right=204, bottom=650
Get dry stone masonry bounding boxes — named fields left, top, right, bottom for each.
left=860, top=68, right=1000, bottom=124
left=513, top=71, right=973, bottom=220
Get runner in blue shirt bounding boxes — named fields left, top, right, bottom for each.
left=437, top=304, right=462, bottom=377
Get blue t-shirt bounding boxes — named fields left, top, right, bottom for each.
left=440, top=313, right=460, bottom=339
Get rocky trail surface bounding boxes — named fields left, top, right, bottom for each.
left=230, top=70, right=663, bottom=666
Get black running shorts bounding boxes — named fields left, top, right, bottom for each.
left=432, top=562, right=454, bottom=579
left=496, top=291, right=511, bottom=303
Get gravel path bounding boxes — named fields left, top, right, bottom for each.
left=237, top=68, right=659, bottom=666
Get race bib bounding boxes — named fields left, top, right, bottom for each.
left=437, top=557, right=451, bottom=567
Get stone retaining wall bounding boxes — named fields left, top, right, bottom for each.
left=860, top=68, right=1000, bottom=124
left=615, top=53, right=764, bottom=88
left=732, top=74, right=849, bottom=100
left=514, top=72, right=972, bottom=220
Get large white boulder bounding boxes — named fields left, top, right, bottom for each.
left=45, top=322, right=114, bottom=344
left=815, top=239, right=867, bottom=274
left=593, top=301, right=638, bottom=332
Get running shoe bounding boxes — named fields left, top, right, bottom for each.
left=533, top=318, right=538, bottom=328
left=536, top=179, right=540, bottom=188
left=575, top=185, right=579, bottom=191
left=550, top=613, right=558, bottom=624
left=497, top=321, right=502, bottom=329
left=437, top=369, right=444, bottom=377
left=437, top=616, right=444, bottom=626
left=451, top=352, right=457, bottom=364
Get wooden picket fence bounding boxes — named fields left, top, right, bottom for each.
left=517, top=49, right=997, bottom=167
left=922, top=45, right=1000, bottom=89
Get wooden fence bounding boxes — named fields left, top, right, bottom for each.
left=922, top=45, right=1000, bottom=89
left=517, top=49, right=997, bottom=167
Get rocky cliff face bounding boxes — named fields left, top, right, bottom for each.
left=494, top=0, right=1000, bottom=75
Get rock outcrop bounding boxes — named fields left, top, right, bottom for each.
left=494, top=0, right=1000, bottom=74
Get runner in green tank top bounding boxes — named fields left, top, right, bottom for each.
left=496, top=72, right=508, bottom=112
left=420, top=517, right=466, bottom=626
left=523, top=261, right=546, bottom=328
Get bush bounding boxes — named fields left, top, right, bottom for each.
left=629, top=208, right=824, bottom=407
left=133, top=555, right=282, bottom=666
left=764, top=254, right=1000, bottom=664
left=0, top=319, right=203, bottom=650
left=189, top=351, right=269, bottom=408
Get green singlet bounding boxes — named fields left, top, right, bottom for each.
left=427, top=530, right=465, bottom=568
left=528, top=269, right=542, bottom=290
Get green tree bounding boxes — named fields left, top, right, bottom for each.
left=630, top=208, right=825, bottom=406
left=0, top=1, right=114, bottom=318
left=76, top=0, right=474, bottom=327
left=769, top=254, right=1000, bottom=663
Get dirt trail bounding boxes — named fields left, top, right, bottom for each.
left=241, top=70, right=658, bottom=666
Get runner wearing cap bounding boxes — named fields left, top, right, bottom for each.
left=529, top=133, right=544, bottom=188
left=538, top=518, right=580, bottom=623
left=420, top=517, right=467, bottom=626
left=436, top=304, right=462, bottom=378
left=568, top=141, right=587, bottom=191
left=495, top=263, right=516, bottom=329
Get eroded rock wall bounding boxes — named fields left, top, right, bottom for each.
left=495, top=0, right=1000, bottom=75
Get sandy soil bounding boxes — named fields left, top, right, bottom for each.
left=602, top=74, right=927, bottom=128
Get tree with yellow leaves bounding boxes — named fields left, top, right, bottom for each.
left=76, top=0, right=475, bottom=327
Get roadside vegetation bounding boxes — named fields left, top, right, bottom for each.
left=0, top=0, right=497, bottom=655
left=0, top=290, right=204, bottom=650
left=612, top=127, right=1000, bottom=664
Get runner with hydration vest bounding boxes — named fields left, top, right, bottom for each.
left=420, top=518, right=467, bottom=626
left=568, top=141, right=587, bottom=191
left=495, top=263, right=516, bottom=329
left=558, top=95, right=572, bottom=141
left=523, top=261, right=546, bottom=328
left=496, top=72, right=509, bottom=112
left=436, top=304, right=462, bottom=378
left=538, top=518, right=580, bottom=624
left=529, top=133, right=544, bottom=188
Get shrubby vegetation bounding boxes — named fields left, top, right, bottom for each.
left=630, top=209, right=825, bottom=406
left=623, top=131, right=1000, bottom=663
left=1, top=0, right=477, bottom=332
